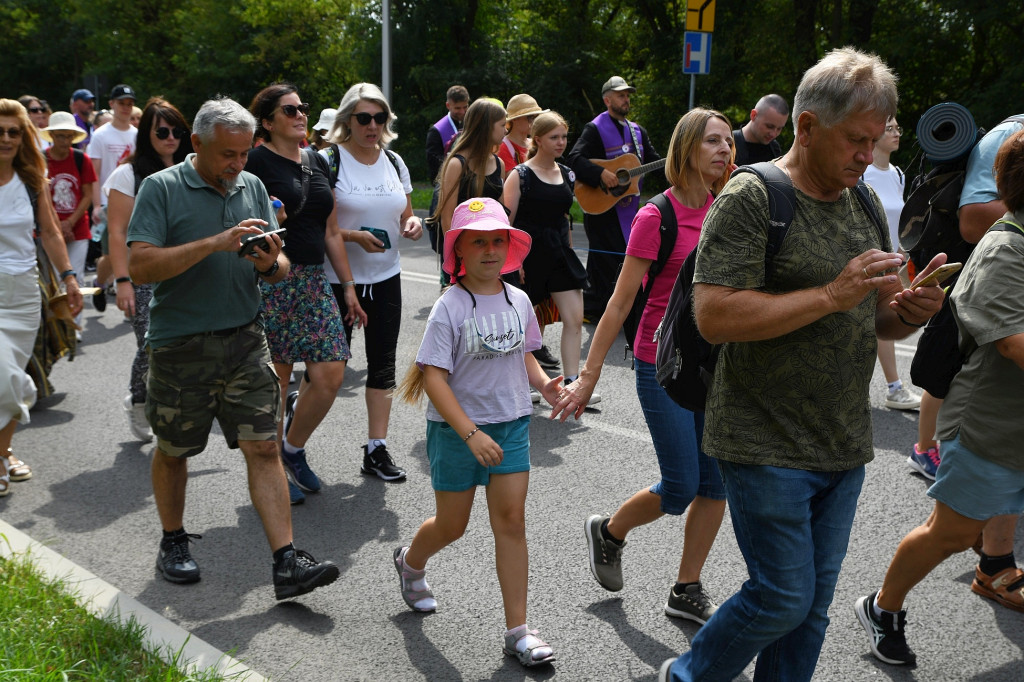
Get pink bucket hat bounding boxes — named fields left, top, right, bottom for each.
left=442, top=198, right=532, bottom=278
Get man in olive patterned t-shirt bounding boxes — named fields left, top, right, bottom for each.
left=657, top=48, right=947, bottom=682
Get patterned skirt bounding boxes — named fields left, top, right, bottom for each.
left=260, top=263, right=351, bottom=364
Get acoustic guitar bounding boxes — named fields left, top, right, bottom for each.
left=574, top=154, right=667, bottom=215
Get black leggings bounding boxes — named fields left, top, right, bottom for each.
left=331, top=273, right=402, bottom=390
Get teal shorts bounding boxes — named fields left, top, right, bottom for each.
left=928, top=431, right=1024, bottom=520
left=426, top=415, right=531, bottom=491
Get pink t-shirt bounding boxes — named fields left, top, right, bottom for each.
left=625, top=189, right=712, bottom=364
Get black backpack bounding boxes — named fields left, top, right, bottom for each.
left=653, top=163, right=885, bottom=412
left=324, top=143, right=401, bottom=189
left=900, top=114, right=1024, bottom=267
left=619, top=191, right=677, bottom=359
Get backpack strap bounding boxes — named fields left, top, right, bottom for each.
left=852, top=180, right=888, bottom=248
left=383, top=148, right=402, bottom=176
left=515, top=164, right=531, bottom=197
left=72, top=148, right=85, bottom=175
left=294, top=147, right=314, bottom=217
left=326, top=143, right=341, bottom=188
left=731, top=162, right=796, bottom=283
left=991, top=217, right=1024, bottom=237
left=646, top=192, right=678, bottom=279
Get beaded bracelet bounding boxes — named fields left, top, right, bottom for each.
left=463, top=428, right=479, bottom=442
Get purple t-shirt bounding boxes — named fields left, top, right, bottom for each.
left=417, top=283, right=542, bottom=424
left=625, top=189, right=712, bottom=363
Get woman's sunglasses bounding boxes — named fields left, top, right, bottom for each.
left=27, top=107, right=46, bottom=114
left=278, top=103, right=311, bottom=118
left=352, top=111, right=388, bottom=126
left=155, top=126, right=187, bottom=140
left=0, top=127, right=23, bottom=139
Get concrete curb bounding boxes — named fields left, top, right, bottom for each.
left=0, top=519, right=267, bottom=681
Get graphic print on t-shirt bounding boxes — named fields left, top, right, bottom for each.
left=463, top=307, right=524, bottom=358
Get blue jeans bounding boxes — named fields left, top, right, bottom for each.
left=634, top=359, right=725, bottom=512
left=667, top=462, right=865, bottom=682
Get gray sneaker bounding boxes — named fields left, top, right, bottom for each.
left=665, top=582, right=718, bottom=624
left=585, top=514, right=625, bottom=591
left=885, top=386, right=921, bottom=410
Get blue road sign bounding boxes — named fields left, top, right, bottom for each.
left=683, top=31, right=712, bottom=75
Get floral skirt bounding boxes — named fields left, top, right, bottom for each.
left=260, top=263, right=350, bottom=364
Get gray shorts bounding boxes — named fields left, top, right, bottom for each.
left=145, top=320, right=281, bottom=458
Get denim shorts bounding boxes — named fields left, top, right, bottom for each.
left=928, top=431, right=1024, bottom=520
left=146, top=320, right=281, bottom=458
left=635, top=359, right=725, bottom=513
left=426, top=415, right=531, bottom=491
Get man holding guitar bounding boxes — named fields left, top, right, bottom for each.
left=568, top=76, right=660, bottom=322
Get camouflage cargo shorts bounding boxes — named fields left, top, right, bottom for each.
left=145, top=320, right=281, bottom=458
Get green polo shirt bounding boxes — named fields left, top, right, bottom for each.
left=127, top=154, right=278, bottom=348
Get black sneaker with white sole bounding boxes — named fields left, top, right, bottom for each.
left=854, top=592, right=916, bottom=665
left=157, top=532, right=202, bottom=584
left=665, top=582, right=718, bottom=624
left=273, top=549, right=340, bottom=600
left=361, top=444, right=407, bottom=481
left=533, top=345, right=560, bottom=370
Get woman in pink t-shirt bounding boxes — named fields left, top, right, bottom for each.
left=554, top=108, right=735, bottom=623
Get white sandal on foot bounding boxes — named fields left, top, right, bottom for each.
left=503, top=625, right=555, bottom=667
left=393, top=546, right=436, bottom=612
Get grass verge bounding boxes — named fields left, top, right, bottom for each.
left=0, top=549, right=237, bottom=681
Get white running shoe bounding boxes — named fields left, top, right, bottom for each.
left=123, top=394, right=154, bottom=442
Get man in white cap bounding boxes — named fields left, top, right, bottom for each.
left=567, top=76, right=660, bottom=322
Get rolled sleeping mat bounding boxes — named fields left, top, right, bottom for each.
left=916, top=102, right=977, bottom=164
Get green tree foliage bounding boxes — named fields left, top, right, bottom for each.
left=2, top=0, right=1021, bottom=179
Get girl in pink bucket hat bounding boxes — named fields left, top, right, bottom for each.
left=393, top=197, right=565, bottom=667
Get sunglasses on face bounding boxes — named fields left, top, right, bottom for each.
left=0, top=127, right=23, bottom=139
left=278, top=103, right=310, bottom=118
left=352, top=111, right=388, bottom=126
left=155, top=126, right=187, bottom=140
left=27, top=107, right=46, bottom=114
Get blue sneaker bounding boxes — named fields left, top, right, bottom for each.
left=282, top=446, right=321, bottom=492
left=907, top=443, right=940, bottom=481
left=288, top=478, right=305, bottom=505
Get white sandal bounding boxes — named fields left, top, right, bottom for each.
left=503, top=625, right=555, bottom=667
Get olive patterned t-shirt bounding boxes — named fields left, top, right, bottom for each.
left=693, top=169, right=890, bottom=471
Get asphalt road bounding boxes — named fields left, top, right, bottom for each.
left=3, top=229, right=1022, bottom=681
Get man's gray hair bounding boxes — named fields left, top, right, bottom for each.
left=755, top=94, right=789, bottom=117
left=792, top=47, right=897, bottom=132
left=192, top=97, right=256, bottom=143
left=328, top=82, right=397, bottom=146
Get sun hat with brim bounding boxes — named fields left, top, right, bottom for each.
left=505, top=94, right=549, bottom=121
left=443, top=197, right=532, bottom=278
left=313, top=108, right=337, bottom=133
left=40, top=111, right=87, bottom=144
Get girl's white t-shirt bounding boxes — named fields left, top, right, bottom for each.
left=322, top=146, right=412, bottom=284
left=0, top=174, right=40, bottom=275
left=862, top=163, right=904, bottom=250
left=416, top=284, right=542, bottom=424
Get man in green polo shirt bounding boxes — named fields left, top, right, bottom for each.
left=127, top=97, right=339, bottom=601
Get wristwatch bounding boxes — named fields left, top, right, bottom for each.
left=257, top=260, right=280, bottom=278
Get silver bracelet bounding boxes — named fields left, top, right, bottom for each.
left=463, top=428, right=479, bottom=442
left=341, top=280, right=356, bottom=288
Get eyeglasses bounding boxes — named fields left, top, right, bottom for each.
left=155, top=126, right=187, bottom=140
left=352, top=111, right=388, bottom=126
left=277, top=103, right=310, bottom=118
left=885, top=125, right=903, bottom=136
left=27, top=107, right=45, bottom=114
left=0, top=127, right=23, bottom=139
